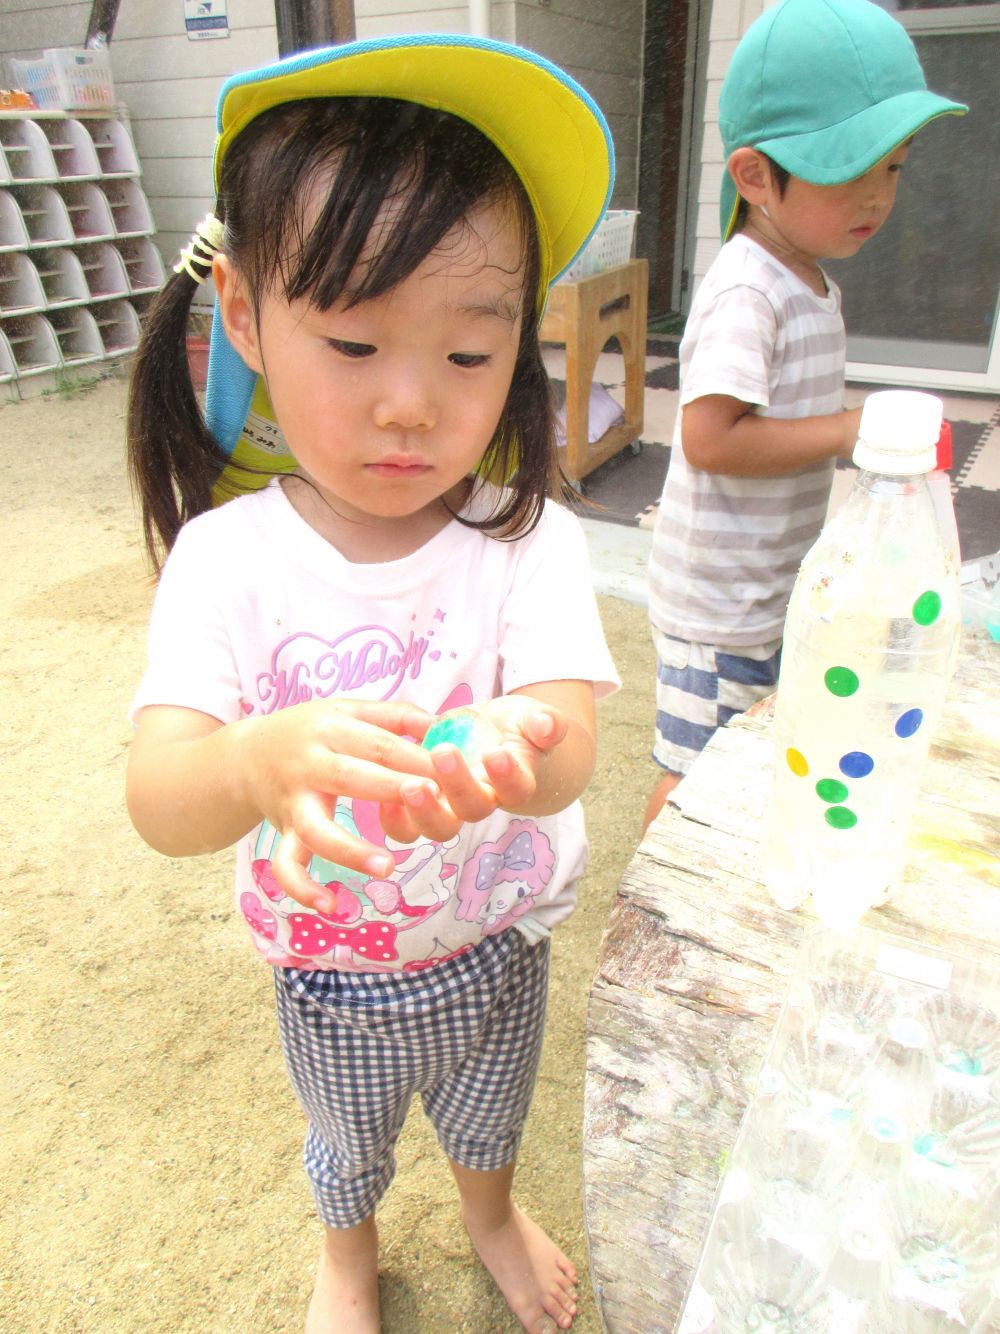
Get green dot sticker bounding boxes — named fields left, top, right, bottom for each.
left=786, top=748, right=809, bottom=776
left=816, top=777, right=849, bottom=803
left=825, top=805, right=858, bottom=830
left=824, top=666, right=859, bottom=697
left=912, top=590, right=942, bottom=626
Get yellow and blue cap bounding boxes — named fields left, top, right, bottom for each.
left=204, top=34, right=614, bottom=479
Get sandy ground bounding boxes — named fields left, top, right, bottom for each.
left=1, top=373, right=656, bottom=1333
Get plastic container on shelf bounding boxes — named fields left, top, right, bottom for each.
left=960, top=550, right=1000, bottom=643
left=759, top=390, right=962, bottom=926
left=0, top=116, right=58, bottom=181
left=12, top=183, right=74, bottom=245
left=557, top=208, right=638, bottom=283
left=9, top=48, right=115, bottom=112
left=0, top=250, right=46, bottom=313
left=32, top=246, right=89, bottom=307
left=35, top=117, right=101, bottom=181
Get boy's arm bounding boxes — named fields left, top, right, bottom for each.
left=681, top=394, right=862, bottom=475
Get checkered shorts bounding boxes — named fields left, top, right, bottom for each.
left=652, top=629, right=781, bottom=776
left=273, top=929, right=550, bottom=1228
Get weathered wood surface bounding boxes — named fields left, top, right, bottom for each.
left=583, top=634, right=1000, bottom=1334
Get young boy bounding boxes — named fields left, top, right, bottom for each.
left=644, top=0, right=965, bottom=829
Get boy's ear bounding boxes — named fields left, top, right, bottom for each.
left=212, top=253, right=264, bottom=373
left=728, top=147, right=772, bottom=206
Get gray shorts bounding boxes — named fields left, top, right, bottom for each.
left=652, top=629, right=781, bottom=776
left=273, top=929, right=550, bottom=1228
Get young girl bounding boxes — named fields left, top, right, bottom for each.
left=125, top=35, right=618, bottom=1334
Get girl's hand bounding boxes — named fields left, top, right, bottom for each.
left=127, top=698, right=452, bottom=913
left=237, top=699, right=456, bottom=909
left=380, top=689, right=590, bottom=844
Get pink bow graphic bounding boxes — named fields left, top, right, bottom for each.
left=287, top=913, right=398, bottom=963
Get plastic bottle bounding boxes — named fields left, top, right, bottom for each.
left=760, top=390, right=962, bottom=925
left=928, top=421, right=961, bottom=573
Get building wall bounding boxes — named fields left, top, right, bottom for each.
left=691, top=0, right=768, bottom=287
left=1, top=0, right=641, bottom=294
left=0, top=0, right=277, bottom=295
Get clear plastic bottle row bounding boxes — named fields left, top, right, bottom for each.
left=679, top=928, right=1000, bottom=1333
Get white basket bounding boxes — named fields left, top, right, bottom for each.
left=558, top=209, right=639, bottom=284
left=10, top=48, right=115, bottom=112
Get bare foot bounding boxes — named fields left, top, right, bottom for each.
left=305, top=1219, right=381, bottom=1334
left=464, top=1203, right=578, bottom=1332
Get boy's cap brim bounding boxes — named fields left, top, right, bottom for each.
left=720, top=91, right=966, bottom=242
left=213, top=34, right=614, bottom=291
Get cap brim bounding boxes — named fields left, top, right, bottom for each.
left=214, top=34, right=613, bottom=291
left=757, top=89, right=966, bottom=186
left=205, top=35, right=614, bottom=473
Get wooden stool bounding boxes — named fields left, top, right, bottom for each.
left=540, top=258, right=649, bottom=485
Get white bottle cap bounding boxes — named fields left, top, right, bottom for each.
left=852, top=389, right=944, bottom=474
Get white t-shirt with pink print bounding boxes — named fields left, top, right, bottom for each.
left=131, top=480, right=619, bottom=974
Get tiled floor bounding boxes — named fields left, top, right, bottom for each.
left=544, top=338, right=1000, bottom=572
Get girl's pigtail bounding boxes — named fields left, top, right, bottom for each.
left=126, top=226, right=230, bottom=574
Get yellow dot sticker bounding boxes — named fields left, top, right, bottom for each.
left=786, top=748, right=809, bottom=777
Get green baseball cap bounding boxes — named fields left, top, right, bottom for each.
left=719, top=0, right=967, bottom=241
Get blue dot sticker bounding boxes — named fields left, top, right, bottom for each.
left=895, top=708, right=924, bottom=738
left=839, top=751, right=874, bottom=778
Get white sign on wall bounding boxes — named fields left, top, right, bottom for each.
left=184, top=0, right=230, bottom=41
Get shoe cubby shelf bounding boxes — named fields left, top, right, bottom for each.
left=0, top=109, right=161, bottom=384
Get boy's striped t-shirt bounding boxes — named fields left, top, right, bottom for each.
left=649, top=233, right=846, bottom=649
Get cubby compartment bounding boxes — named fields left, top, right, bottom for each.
left=12, top=184, right=74, bottom=245
left=0, top=251, right=46, bottom=313
left=101, top=178, right=154, bottom=237
left=0, top=312, right=62, bottom=376
left=47, top=304, right=104, bottom=365
left=36, top=117, right=101, bottom=180
left=58, top=180, right=116, bottom=242
left=92, top=298, right=141, bottom=355
left=74, top=241, right=130, bottom=300
left=0, top=327, right=15, bottom=383
left=1, top=109, right=162, bottom=384
left=0, top=117, right=57, bottom=181
left=82, top=118, right=139, bottom=177
left=0, top=189, right=30, bottom=249
left=114, top=235, right=164, bottom=294
left=32, top=246, right=89, bottom=307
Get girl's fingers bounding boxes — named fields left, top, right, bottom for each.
left=275, top=795, right=394, bottom=901
left=376, top=800, right=422, bottom=847
left=481, top=746, right=537, bottom=807
left=315, top=718, right=437, bottom=784
left=397, top=776, right=466, bottom=841
left=427, top=746, right=499, bottom=824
